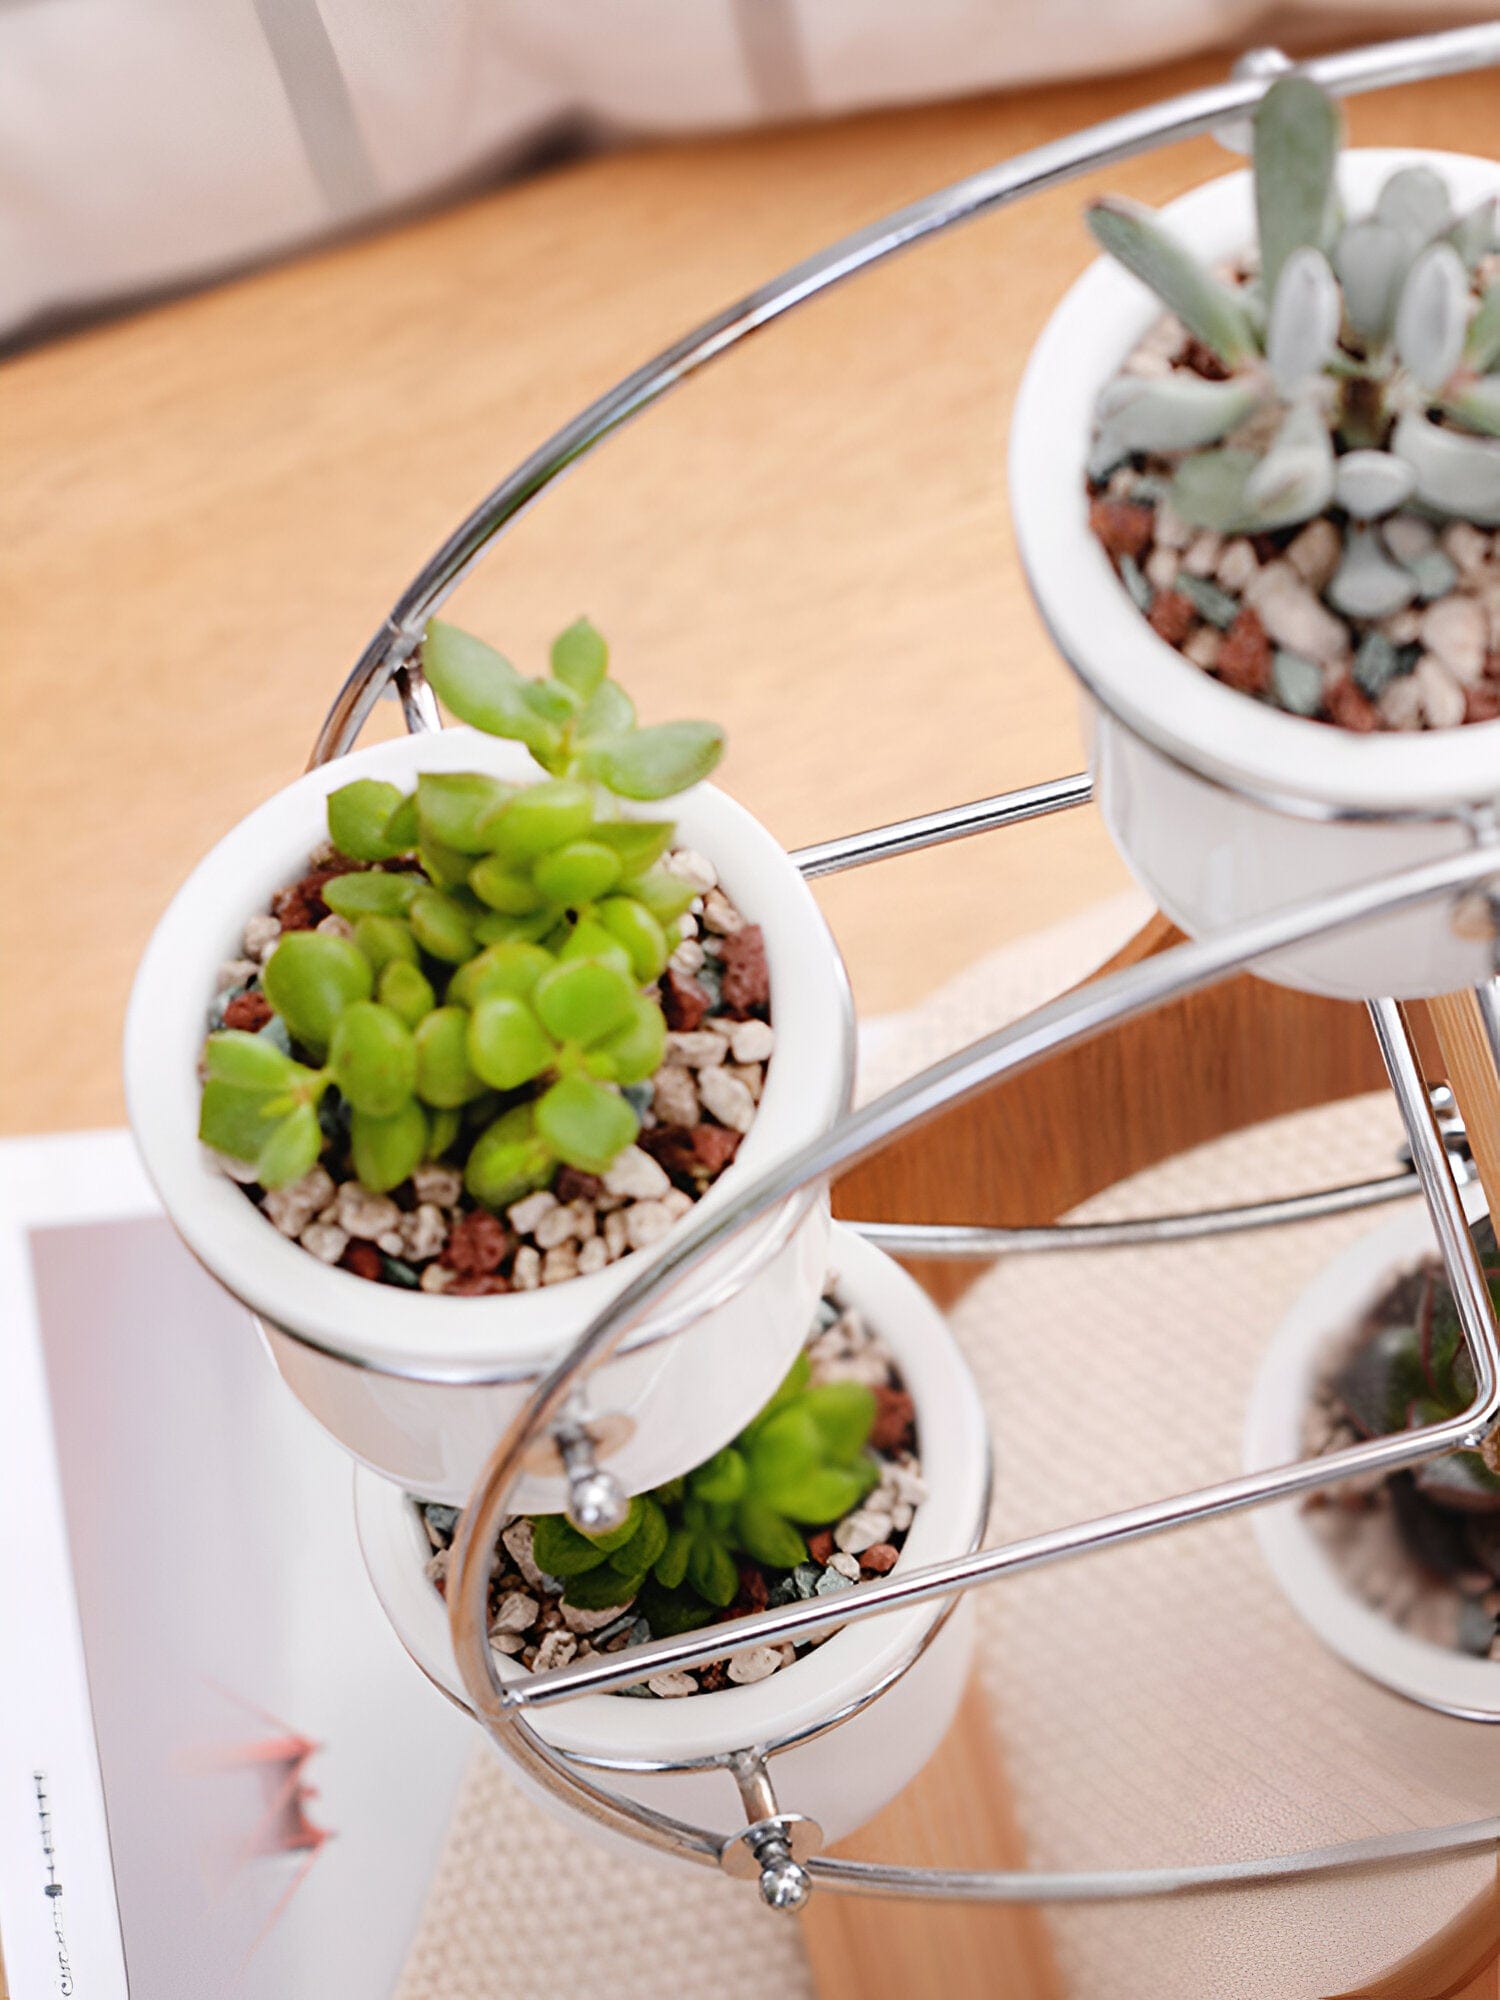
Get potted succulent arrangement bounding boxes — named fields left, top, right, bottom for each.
left=126, top=618, right=855, bottom=1505
left=356, top=1225, right=991, bottom=1846
left=1011, top=76, right=1500, bottom=1002
left=1246, top=1193, right=1500, bottom=1716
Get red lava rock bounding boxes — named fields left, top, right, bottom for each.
left=736, top=1565, right=770, bottom=1614
left=1327, top=677, right=1379, bottom=733
left=697, top=1661, right=729, bottom=1692
left=868, top=1386, right=917, bottom=1454
left=660, top=967, right=712, bottom=1031
left=441, top=1210, right=512, bottom=1277
left=446, top=1272, right=512, bottom=1296
left=719, top=924, right=769, bottom=1019
left=222, top=990, right=273, bottom=1031
left=1087, top=497, right=1154, bottom=561
left=641, top=1122, right=741, bottom=1188
left=271, top=866, right=356, bottom=931
left=1180, top=337, right=1230, bottom=381
left=342, top=1242, right=383, bottom=1281
left=554, top=1166, right=606, bottom=1204
left=1216, top=607, right=1272, bottom=696
left=1147, top=589, right=1195, bottom=646
left=860, top=1543, right=899, bottom=1574
left=806, top=1528, right=835, bottom=1564
left=1466, top=685, right=1500, bottom=724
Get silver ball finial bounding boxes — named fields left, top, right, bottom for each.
left=758, top=1855, right=811, bottom=1912
left=566, top=1466, right=629, bottom=1534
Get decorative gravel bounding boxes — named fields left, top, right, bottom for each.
left=1089, top=258, right=1500, bottom=732
left=417, top=1280, right=925, bottom=1695
left=206, top=844, right=772, bottom=1291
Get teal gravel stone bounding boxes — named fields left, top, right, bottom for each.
left=1118, top=553, right=1153, bottom=612
left=1404, top=548, right=1459, bottom=602
left=1271, top=649, right=1325, bottom=716
left=1353, top=632, right=1401, bottom=697
left=1177, top=573, right=1239, bottom=629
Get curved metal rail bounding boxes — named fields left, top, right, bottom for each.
left=304, top=19, right=1500, bottom=1909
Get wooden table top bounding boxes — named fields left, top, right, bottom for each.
left=4, top=49, right=1495, bottom=1136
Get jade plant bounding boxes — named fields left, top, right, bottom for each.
left=199, top=618, right=724, bottom=1205
left=525, top=1352, right=880, bottom=1634
left=1332, top=1219, right=1500, bottom=1514
left=1088, top=73, right=1500, bottom=597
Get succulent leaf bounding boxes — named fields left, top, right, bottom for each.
left=1088, top=375, right=1261, bottom=478
left=1376, top=164, right=1453, bottom=249
left=1447, top=376, right=1500, bottom=439
left=1169, top=448, right=1262, bottom=533
left=1085, top=196, right=1258, bottom=367
left=1266, top=245, right=1341, bottom=396
left=1465, top=283, right=1500, bottom=372
left=1333, top=448, right=1415, bottom=520
left=1331, top=217, right=1407, bottom=343
left=1253, top=74, right=1341, bottom=307
left=1448, top=196, right=1499, bottom=271
left=1326, top=527, right=1417, bottom=620
left=1243, top=401, right=1336, bottom=528
left=421, top=621, right=562, bottom=765
left=1394, top=242, right=1470, bottom=394
left=1393, top=410, right=1500, bottom=523
left=581, top=721, right=725, bottom=801
left=350, top=1099, right=428, bottom=1192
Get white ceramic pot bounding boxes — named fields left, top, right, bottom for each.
left=1011, top=147, right=1500, bottom=1002
left=1244, top=1191, right=1500, bottom=1717
left=355, top=1225, right=990, bottom=1847
left=126, top=725, right=855, bottom=1507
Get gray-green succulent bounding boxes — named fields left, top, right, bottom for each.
left=1088, top=74, right=1500, bottom=596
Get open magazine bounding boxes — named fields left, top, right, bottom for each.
left=0, top=1131, right=472, bottom=1997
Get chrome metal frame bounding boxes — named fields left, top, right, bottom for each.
left=305, top=20, right=1500, bottom=1907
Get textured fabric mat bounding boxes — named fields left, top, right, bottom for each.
left=396, top=898, right=1500, bottom=2000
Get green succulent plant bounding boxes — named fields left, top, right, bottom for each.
left=1088, top=74, right=1500, bottom=605
left=1332, top=1220, right=1500, bottom=1513
left=527, top=1352, right=881, bottom=1633
left=200, top=618, right=721, bottom=1197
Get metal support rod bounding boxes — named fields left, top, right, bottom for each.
left=311, top=21, right=1500, bottom=763
left=456, top=847, right=1500, bottom=1712
left=850, top=1172, right=1421, bottom=1258
left=789, top=774, right=1091, bottom=879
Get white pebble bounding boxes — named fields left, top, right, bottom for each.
left=1183, top=627, right=1221, bottom=669
left=576, top=1236, right=608, bottom=1276
left=701, top=888, right=743, bottom=936
left=316, top=913, right=354, bottom=940
left=532, top=1630, right=578, bottom=1672
left=1442, top=521, right=1492, bottom=579
left=662, top=1188, right=694, bottom=1219
left=697, top=1066, right=756, bottom=1133
left=1379, top=674, right=1425, bottom=729
left=1419, top=594, right=1486, bottom=684
left=1415, top=654, right=1467, bottom=728
left=828, top=1552, right=861, bottom=1582
left=1153, top=497, right=1192, bottom=549
left=727, top=1018, right=774, bottom=1063
left=834, top=1509, right=894, bottom=1556
left=511, top=1245, right=542, bottom=1290
left=215, top=957, right=258, bottom=993
left=242, top=912, right=281, bottom=962
left=263, top=1165, right=335, bottom=1238
left=667, top=1030, right=727, bottom=1069
left=507, top=1189, right=558, bottom=1236
left=1382, top=606, right=1422, bottom=643
left=1245, top=562, right=1348, bottom=665
left=502, top=1520, right=548, bottom=1588
left=647, top=1670, right=698, bottom=1698
left=541, top=1244, right=580, bottom=1286
left=401, top=1202, right=448, bottom=1262
left=1181, top=529, right=1223, bottom=578
left=490, top=1590, right=538, bottom=1634
left=336, top=1182, right=402, bottom=1240
left=669, top=938, right=705, bottom=976
left=1215, top=537, right=1257, bottom=592
left=1284, top=517, right=1341, bottom=593
left=603, top=1145, right=671, bottom=1200
left=419, top=1264, right=456, bottom=1293
left=490, top=1630, right=527, bottom=1656
left=603, top=1210, right=630, bottom=1260
left=728, top=1062, right=764, bottom=1103
left=653, top=1064, right=700, bottom=1128
left=412, top=1162, right=463, bottom=1207
left=299, top=1220, right=349, bottom=1264
left=625, top=1200, right=677, bottom=1251
left=376, top=1229, right=404, bottom=1256
left=727, top=1646, right=783, bottom=1685
left=1144, top=546, right=1179, bottom=590
left=534, top=1199, right=587, bottom=1249
left=662, top=848, right=717, bottom=896
left=209, top=1148, right=263, bottom=1183
left=1382, top=513, right=1436, bottom=564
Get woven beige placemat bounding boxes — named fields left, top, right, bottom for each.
left=396, top=899, right=1500, bottom=2000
